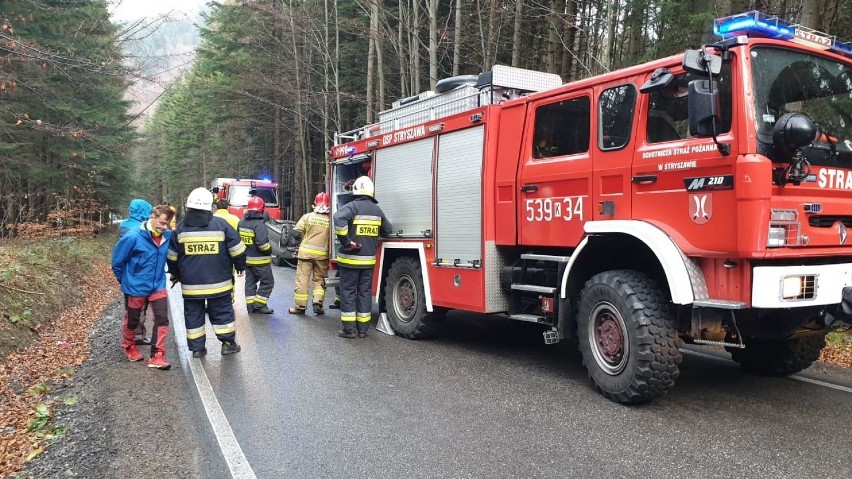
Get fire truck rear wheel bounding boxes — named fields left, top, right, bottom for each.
left=385, top=256, right=435, bottom=339
left=727, top=332, right=827, bottom=376
left=577, top=270, right=682, bottom=404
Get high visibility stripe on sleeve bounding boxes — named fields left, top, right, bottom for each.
left=334, top=225, right=349, bottom=235
left=167, top=249, right=178, bottom=261
left=229, top=242, right=246, bottom=257
left=258, top=242, right=271, bottom=251
left=181, top=280, right=233, bottom=296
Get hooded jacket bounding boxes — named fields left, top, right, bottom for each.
left=118, top=199, right=152, bottom=238
left=112, top=220, right=172, bottom=296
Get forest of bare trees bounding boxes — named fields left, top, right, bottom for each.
left=2, top=0, right=852, bottom=234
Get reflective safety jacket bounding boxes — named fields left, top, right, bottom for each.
left=112, top=220, right=171, bottom=297
left=332, top=196, right=392, bottom=269
left=214, top=208, right=240, bottom=231
left=238, top=211, right=272, bottom=266
left=294, top=211, right=330, bottom=260
left=167, top=215, right=246, bottom=299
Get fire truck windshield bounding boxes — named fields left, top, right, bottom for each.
left=752, top=47, right=852, bottom=166
left=228, top=185, right=278, bottom=207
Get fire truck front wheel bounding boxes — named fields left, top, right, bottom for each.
left=385, top=256, right=436, bottom=339
left=577, top=270, right=683, bottom=404
left=727, top=332, right=827, bottom=376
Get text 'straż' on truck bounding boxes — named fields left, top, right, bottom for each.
left=327, top=11, right=852, bottom=404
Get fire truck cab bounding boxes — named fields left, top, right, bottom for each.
left=210, top=177, right=281, bottom=220
left=329, top=11, right=852, bottom=403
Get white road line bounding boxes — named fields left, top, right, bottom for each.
left=681, top=348, right=852, bottom=395
left=789, top=375, right=852, bottom=394
left=168, top=291, right=257, bottom=479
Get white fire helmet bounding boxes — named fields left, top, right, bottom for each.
left=186, top=187, right=213, bottom=212
left=352, top=176, right=374, bottom=198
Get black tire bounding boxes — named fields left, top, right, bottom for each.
left=385, top=256, right=436, bottom=339
left=728, top=333, right=827, bottom=376
left=576, top=270, right=682, bottom=404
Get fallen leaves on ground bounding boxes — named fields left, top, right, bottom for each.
left=0, top=262, right=116, bottom=477
left=819, top=331, right=852, bottom=369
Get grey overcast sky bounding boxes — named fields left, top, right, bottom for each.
left=109, top=0, right=208, bottom=22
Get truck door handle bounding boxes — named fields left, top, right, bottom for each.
left=520, top=184, right=539, bottom=192
left=631, top=175, right=658, bottom=184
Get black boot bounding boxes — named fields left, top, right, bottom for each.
left=313, top=303, right=324, bottom=315
left=221, top=341, right=241, bottom=355
left=254, top=305, right=274, bottom=314
left=337, top=330, right=356, bottom=339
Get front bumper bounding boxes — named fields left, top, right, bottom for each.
left=751, top=262, right=852, bottom=309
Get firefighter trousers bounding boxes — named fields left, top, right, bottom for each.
left=122, top=291, right=169, bottom=356
left=293, top=258, right=328, bottom=308
left=245, top=264, right=274, bottom=310
left=338, top=266, right=373, bottom=334
left=183, top=294, right=236, bottom=352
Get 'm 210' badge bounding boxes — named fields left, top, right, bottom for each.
left=689, top=194, right=712, bottom=224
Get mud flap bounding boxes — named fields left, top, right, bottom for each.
left=376, top=312, right=396, bottom=336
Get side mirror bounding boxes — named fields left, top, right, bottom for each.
left=772, top=113, right=817, bottom=161
left=683, top=50, right=721, bottom=76
left=688, top=80, right=721, bottom=137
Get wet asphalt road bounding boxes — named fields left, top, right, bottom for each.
left=170, top=265, right=852, bottom=479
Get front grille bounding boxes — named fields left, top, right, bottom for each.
left=808, top=215, right=852, bottom=228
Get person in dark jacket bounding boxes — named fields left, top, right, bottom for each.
left=238, top=196, right=275, bottom=314
left=111, top=204, right=175, bottom=369
left=118, top=198, right=154, bottom=346
left=167, top=188, right=247, bottom=357
left=332, top=176, right=392, bottom=338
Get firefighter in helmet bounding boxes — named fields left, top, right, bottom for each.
left=239, top=196, right=275, bottom=314
left=332, top=176, right=392, bottom=338
left=289, top=191, right=331, bottom=315
left=167, top=187, right=246, bottom=357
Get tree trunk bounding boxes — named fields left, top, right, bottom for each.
left=366, top=0, right=378, bottom=123
left=411, top=1, right=421, bottom=93
left=453, top=0, right=463, bottom=75
left=375, top=0, right=385, bottom=112
left=399, top=0, right=409, bottom=96
left=511, top=0, right=523, bottom=67
left=428, top=0, right=439, bottom=89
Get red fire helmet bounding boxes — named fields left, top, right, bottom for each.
left=314, top=192, right=330, bottom=213
left=247, top=196, right=265, bottom=212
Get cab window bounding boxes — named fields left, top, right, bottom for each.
left=646, top=66, right=732, bottom=143
left=599, top=84, right=636, bottom=150
left=532, top=96, right=590, bottom=158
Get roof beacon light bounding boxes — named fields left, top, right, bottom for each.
left=714, top=10, right=852, bottom=58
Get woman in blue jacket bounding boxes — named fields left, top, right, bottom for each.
left=111, top=205, right=174, bottom=370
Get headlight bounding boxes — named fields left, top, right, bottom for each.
left=781, top=276, right=803, bottom=299
left=767, top=226, right=788, bottom=247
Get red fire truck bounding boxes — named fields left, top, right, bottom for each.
left=328, top=11, right=852, bottom=403
left=210, top=177, right=282, bottom=220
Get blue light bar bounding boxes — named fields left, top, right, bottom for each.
left=714, top=11, right=794, bottom=39
left=714, top=10, right=852, bottom=60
